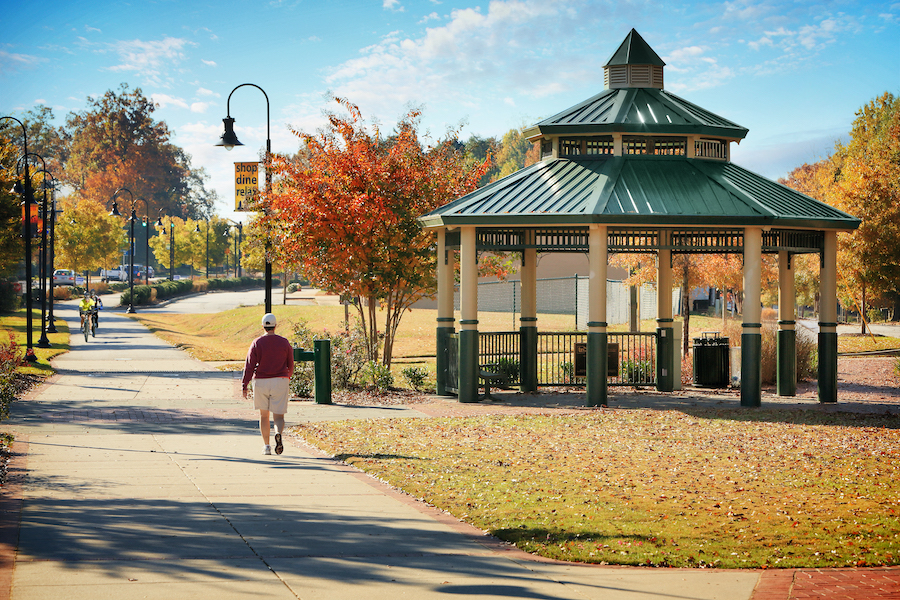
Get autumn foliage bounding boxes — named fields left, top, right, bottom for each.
left=264, top=98, right=490, bottom=366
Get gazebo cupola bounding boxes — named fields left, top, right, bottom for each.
left=604, top=28, right=665, bottom=89
left=524, top=28, right=748, bottom=164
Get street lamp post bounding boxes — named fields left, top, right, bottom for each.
left=32, top=165, right=54, bottom=348
left=109, top=188, right=137, bottom=313
left=223, top=221, right=242, bottom=277
left=2, top=115, right=38, bottom=361
left=195, top=221, right=209, bottom=278
left=216, top=83, right=273, bottom=313
left=46, top=192, right=60, bottom=334
left=133, top=198, right=151, bottom=285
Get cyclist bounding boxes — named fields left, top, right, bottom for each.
left=78, top=293, right=95, bottom=329
left=89, top=290, right=103, bottom=329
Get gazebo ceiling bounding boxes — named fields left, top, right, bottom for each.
left=420, top=156, right=860, bottom=230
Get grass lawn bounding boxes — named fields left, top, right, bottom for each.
left=0, top=308, right=70, bottom=376
left=295, top=408, right=900, bottom=569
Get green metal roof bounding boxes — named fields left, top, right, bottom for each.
left=604, top=29, right=665, bottom=67
left=523, top=87, right=749, bottom=140
left=419, top=156, right=861, bottom=231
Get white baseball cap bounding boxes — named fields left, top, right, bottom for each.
left=262, top=313, right=277, bottom=327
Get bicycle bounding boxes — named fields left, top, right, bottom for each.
left=80, top=309, right=97, bottom=342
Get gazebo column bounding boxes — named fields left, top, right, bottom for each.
left=435, top=228, right=456, bottom=396
left=742, top=227, right=763, bottom=407
left=519, top=241, right=538, bottom=393
left=818, top=231, right=838, bottom=403
left=656, top=237, right=674, bottom=392
left=587, top=225, right=608, bottom=407
left=777, top=250, right=797, bottom=396
left=458, top=226, right=480, bottom=403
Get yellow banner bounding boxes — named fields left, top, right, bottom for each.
left=234, top=162, right=259, bottom=211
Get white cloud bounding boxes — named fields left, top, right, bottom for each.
left=202, top=59, right=217, bottom=67
left=107, top=37, right=195, bottom=87
left=0, top=50, right=44, bottom=74
left=151, top=93, right=189, bottom=109
left=196, top=87, right=220, bottom=97
left=383, top=0, right=404, bottom=11
left=324, top=0, right=591, bottom=118
left=663, top=45, right=734, bottom=92
left=191, top=102, right=210, bottom=113
left=85, top=25, right=102, bottom=34
left=419, top=11, right=440, bottom=24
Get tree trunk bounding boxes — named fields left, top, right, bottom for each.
left=861, top=283, right=867, bottom=335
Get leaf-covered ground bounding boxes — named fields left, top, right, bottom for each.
left=296, top=408, right=899, bottom=569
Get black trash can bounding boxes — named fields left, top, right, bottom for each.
left=693, top=332, right=730, bottom=387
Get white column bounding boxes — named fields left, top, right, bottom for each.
left=460, top=227, right=478, bottom=328
left=741, top=226, right=763, bottom=406
left=587, top=225, right=609, bottom=407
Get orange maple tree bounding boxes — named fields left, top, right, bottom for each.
left=263, top=98, right=490, bottom=366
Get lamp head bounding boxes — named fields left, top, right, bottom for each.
left=216, top=117, right=243, bottom=151
left=109, top=201, right=122, bottom=217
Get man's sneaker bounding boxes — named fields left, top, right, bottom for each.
left=274, top=434, right=283, bottom=455
left=263, top=445, right=271, bottom=455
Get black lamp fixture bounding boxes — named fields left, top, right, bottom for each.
left=216, top=117, right=244, bottom=150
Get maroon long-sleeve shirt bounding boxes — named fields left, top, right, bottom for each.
left=242, top=333, right=294, bottom=391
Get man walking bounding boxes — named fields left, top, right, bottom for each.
left=242, top=313, right=294, bottom=455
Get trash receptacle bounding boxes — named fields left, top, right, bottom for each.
left=693, top=331, right=730, bottom=387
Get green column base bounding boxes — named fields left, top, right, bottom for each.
left=818, top=331, right=838, bottom=403
left=656, top=327, right=674, bottom=392
left=458, top=329, right=479, bottom=403
left=586, top=332, right=608, bottom=407
left=777, top=329, right=797, bottom=396
left=436, top=326, right=455, bottom=396
left=741, top=332, right=761, bottom=407
left=519, top=326, right=538, bottom=393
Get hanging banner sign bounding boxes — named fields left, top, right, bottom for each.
left=22, top=203, right=42, bottom=237
left=234, top=162, right=259, bottom=211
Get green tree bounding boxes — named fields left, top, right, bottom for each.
left=492, top=127, right=539, bottom=181
left=54, top=196, right=124, bottom=287
left=149, top=216, right=194, bottom=273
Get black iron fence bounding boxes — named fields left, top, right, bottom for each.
left=444, top=330, right=658, bottom=392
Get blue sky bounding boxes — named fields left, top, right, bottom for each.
left=2, top=0, right=898, bottom=221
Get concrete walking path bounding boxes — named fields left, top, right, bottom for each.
left=0, top=301, right=891, bottom=599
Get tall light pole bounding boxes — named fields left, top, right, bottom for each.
left=216, top=83, right=273, bottom=313
left=32, top=164, right=53, bottom=348
left=195, top=220, right=209, bottom=278
left=135, top=198, right=151, bottom=286
left=2, top=116, right=38, bottom=361
left=46, top=190, right=60, bottom=334
left=109, top=187, right=137, bottom=313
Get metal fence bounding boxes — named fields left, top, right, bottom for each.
left=445, top=330, right=658, bottom=392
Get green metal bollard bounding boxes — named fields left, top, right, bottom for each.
left=293, top=342, right=332, bottom=405
left=313, top=339, right=332, bottom=405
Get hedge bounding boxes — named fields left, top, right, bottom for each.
left=119, top=276, right=274, bottom=306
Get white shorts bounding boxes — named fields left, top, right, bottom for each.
left=252, top=377, right=290, bottom=414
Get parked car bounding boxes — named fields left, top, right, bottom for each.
left=100, top=266, right=128, bottom=282
left=53, top=269, right=75, bottom=285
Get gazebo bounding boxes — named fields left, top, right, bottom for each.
left=419, top=29, right=860, bottom=407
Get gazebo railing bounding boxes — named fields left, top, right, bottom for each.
left=443, top=330, right=658, bottom=392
